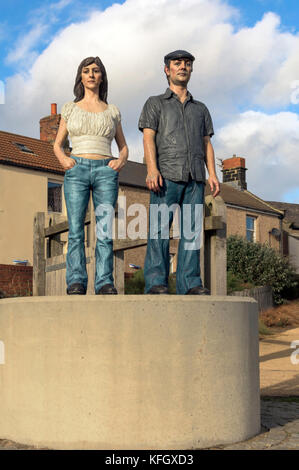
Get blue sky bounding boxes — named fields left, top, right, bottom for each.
left=229, top=0, right=299, bottom=31
left=1, top=0, right=298, bottom=81
left=0, top=0, right=125, bottom=79
left=0, top=0, right=299, bottom=203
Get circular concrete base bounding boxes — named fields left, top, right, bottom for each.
left=0, top=296, right=260, bottom=449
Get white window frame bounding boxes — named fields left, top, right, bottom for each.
left=48, top=179, right=63, bottom=213
left=246, top=215, right=257, bottom=242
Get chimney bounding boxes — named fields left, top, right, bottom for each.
left=221, top=154, right=247, bottom=190
left=40, top=103, right=70, bottom=150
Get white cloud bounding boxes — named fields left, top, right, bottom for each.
left=215, top=110, right=299, bottom=200
left=0, top=80, right=5, bottom=104
left=0, top=0, right=299, bottom=201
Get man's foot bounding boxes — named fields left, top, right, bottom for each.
left=66, top=283, right=86, bottom=295
left=148, top=285, right=168, bottom=294
left=186, top=286, right=210, bottom=295
left=96, top=284, right=118, bottom=295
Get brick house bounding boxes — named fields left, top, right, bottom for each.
left=265, top=201, right=299, bottom=273
left=206, top=155, right=284, bottom=251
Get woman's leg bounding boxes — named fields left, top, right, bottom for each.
left=64, top=161, right=90, bottom=290
left=91, top=161, right=119, bottom=292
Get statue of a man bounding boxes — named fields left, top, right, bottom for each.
left=138, top=50, right=220, bottom=294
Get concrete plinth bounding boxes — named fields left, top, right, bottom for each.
left=0, top=296, right=260, bottom=449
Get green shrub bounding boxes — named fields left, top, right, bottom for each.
left=227, top=270, right=255, bottom=293
left=125, top=269, right=145, bottom=294
left=258, top=319, right=272, bottom=336
left=281, top=273, right=299, bottom=300
left=227, top=235, right=297, bottom=305
left=168, top=273, right=176, bottom=294
left=124, top=270, right=177, bottom=294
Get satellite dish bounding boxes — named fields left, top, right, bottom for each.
left=270, top=228, right=281, bottom=240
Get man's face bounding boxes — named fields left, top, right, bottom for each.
left=165, top=58, right=193, bottom=86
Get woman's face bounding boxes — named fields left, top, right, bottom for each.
left=81, top=62, right=102, bottom=91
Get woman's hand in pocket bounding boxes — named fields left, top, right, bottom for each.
left=108, top=158, right=127, bottom=172
left=61, top=157, right=76, bottom=170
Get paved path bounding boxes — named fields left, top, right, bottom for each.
left=259, top=327, right=299, bottom=397
left=1, top=328, right=299, bottom=450
left=212, top=327, right=299, bottom=450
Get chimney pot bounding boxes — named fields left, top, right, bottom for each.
left=222, top=156, right=246, bottom=170
left=221, top=155, right=247, bottom=190
left=40, top=103, right=69, bottom=150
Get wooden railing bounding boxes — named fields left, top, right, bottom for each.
left=33, top=196, right=227, bottom=296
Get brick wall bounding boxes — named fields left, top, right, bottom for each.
left=39, top=105, right=69, bottom=149
left=0, top=264, right=33, bottom=298
left=222, top=156, right=247, bottom=190
left=227, top=207, right=281, bottom=251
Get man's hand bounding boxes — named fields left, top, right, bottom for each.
left=143, top=128, right=163, bottom=192
left=146, top=169, right=163, bottom=192
left=208, top=174, right=220, bottom=197
left=204, top=135, right=220, bottom=197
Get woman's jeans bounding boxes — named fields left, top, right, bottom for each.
left=144, top=178, right=204, bottom=295
left=64, top=155, right=118, bottom=292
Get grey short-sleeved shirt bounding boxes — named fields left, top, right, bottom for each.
left=138, top=88, right=214, bottom=183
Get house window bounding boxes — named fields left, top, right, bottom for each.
left=169, top=253, right=175, bottom=273
left=14, top=142, right=35, bottom=154
left=246, top=216, right=256, bottom=242
left=48, top=181, right=62, bottom=212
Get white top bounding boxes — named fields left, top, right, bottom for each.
left=61, top=101, right=121, bottom=156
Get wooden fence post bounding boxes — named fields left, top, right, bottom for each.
left=33, top=212, right=46, bottom=296
left=204, top=196, right=227, bottom=295
left=114, top=250, right=125, bottom=295
left=48, top=213, right=64, bottom=257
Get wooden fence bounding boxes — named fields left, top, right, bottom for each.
left=231, top=286, right=273, bottom=312
left=33, top=195, right=227, bottom=296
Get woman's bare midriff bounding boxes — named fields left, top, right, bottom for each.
left=72, top=154, right=112, bottom=160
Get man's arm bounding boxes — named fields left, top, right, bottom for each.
left=143, top=128, right=163, bottom=192
left=204, top=136, right=220, bottom=197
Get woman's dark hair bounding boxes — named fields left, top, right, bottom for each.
left=73, top=56, right=108, bottom=103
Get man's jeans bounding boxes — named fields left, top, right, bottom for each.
left=64, top=155, right=118, bottom=292
left=144, top=178, right=204, bottom=294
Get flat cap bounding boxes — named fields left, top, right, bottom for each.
left=164, top=50, right=195, bottom=64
